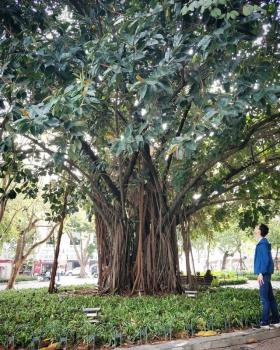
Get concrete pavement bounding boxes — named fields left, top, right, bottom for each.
left=222, top=280, right=280, bottom=290
left=1, top=276, right=280, bottom=291
left=119, top=328, right=280, bottom=350
left=0, top=275, right=97, bottom=290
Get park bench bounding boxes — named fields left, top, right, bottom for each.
left=180, top=275, right=215, bottom=296
left=83, top=307, right=101, bottom=324
left=195, top=275, right=215, bottom=286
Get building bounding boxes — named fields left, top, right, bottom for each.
left=32, top=224, right=97, bottom=274
left=0, top=258, right=13, bottom=279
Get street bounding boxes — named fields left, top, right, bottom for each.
left=0, top=275, right=98, bottom=291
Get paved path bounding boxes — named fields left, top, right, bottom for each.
left=0, top=275, right=97, bottom=291
left=223, top=280, right=280, bottom=290
left=1, top=276, right=280, bottom=291
left=252, top=336, right=280, bottom=349
left=118, top=329, right=280, bottom=350
left=236, top=336, right=280, bottom=349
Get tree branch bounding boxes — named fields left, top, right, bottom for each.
left=162, top=104, right=191, bottom=186
left=23, top=223, right=59, bottom=260
left=166, top=113, right=280, bottom=222
left=79, top=138, right=121, bottom=202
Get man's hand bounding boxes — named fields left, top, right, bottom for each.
left=257, top=273, right=264, bottom=286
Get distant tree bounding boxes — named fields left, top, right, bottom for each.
left=1, top=196, right=58, bottom=289
left=213, top=224, right=249, bottom=271
left=269, top=217, right=280, bottom=270
left=66, top=211, right=95, bottom=278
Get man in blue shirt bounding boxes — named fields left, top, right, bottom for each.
left=254, top=224, right=280, bottom=329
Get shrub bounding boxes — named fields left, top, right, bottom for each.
left=219, top=278, right=248, bottom=286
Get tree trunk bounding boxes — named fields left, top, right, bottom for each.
left=79, top=261, right=87, bottom=278
left=221, top=251, right=229, bottom=270
left=205, top=242, right=211, bottom=270
left=275, top=247, right=279, bottom=271
left=6, top=231, right=25, bottom=290
left=181, top=221, right=194, bottom=287
left=6, top=223, right=57, bottom=290
left=49, top=189, right=68, bottom=293
left=6, top=260, right=22, bottom=289
left=238, top=248, right=243, bottom=271
left=95, top=182, right=182, bottom=294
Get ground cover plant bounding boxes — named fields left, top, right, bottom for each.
left=218, top=278, right=247, bottom=286
left=0, top=287, right=278, bottom=348
left=243, top=272, right=280, bottom=281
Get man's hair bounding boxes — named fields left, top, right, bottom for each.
left=259, top=224, right=269, bottom=237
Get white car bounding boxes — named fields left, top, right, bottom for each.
left=65, top=267, right=90, bottom=276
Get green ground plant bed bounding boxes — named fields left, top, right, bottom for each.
left=0, top=275, right=36, bottom=284
left=0, top=287, right=278, bottom=348
left=243, top=272, right=280, bottom=281
left=218, top=278, right=247, bottom=286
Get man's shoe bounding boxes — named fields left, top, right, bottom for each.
left=260, top=324, right=272, bottom=330
left=270, top=322, right=280, bottom=328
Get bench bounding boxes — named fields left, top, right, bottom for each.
left=83, top=307, right=101, bottom=324
left=181, top=275, right=214, bottom=286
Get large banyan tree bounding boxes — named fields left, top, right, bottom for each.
left=0, top=0, right=280, bottom=293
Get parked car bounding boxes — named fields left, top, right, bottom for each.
left=65, top=267, right=90, bottom=276
left=91, top=265, right=99, bottom=278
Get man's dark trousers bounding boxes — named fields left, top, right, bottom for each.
left=259, top=274, right=280, bottom=325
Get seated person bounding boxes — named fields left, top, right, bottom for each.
left=204, top=269, right=214, bottom=283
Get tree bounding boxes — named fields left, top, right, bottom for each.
left=65, top=211, right=96, bottom=278
left=43, top=177, right=79, bottom=293
left=213, top=224, right=248, bottom=270
left=269, top=217, right=280, bottom=270
left=0, top=196, right=58, bottom=289
left=1, top=0, right=280, bottom=293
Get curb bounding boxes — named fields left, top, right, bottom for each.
left=119, top=328, right=280, bottom=350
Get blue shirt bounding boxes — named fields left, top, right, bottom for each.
left=254, top=238, right=274, bottom=275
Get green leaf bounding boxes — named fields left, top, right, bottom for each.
left=185, top=141, right=197, bottom=151
left=227, top=10, right=239, bottom=19
left=243, top=5, right=254, bottom=16
left=204, top=109, right=218, bottom=120
left=197, top=35, right=211, bottom=51
left=210, top=8, right=222, bottom=18
left=181, top=1, right=199, bottom=15
left=139, top=85, right=148, bottom=100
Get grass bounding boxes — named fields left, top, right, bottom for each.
left=0, top=286, right=277, bottom=348
left=243, top=272, right=280, bottom=281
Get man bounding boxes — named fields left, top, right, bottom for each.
left=254, top=224, right=280, bottom=329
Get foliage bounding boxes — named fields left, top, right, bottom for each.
left=269, top=218, right=280, bottom=253
left=65, top=210, right=96, bottom=277
left=213, top=223, right=249, bottom=254
left=65, top=211, right=96, bottom=256
left=218, top=278, right=247, bottom=286
left=0, top=287, right=274, bottom=347
left=243, top=272, right=280, bottom=281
